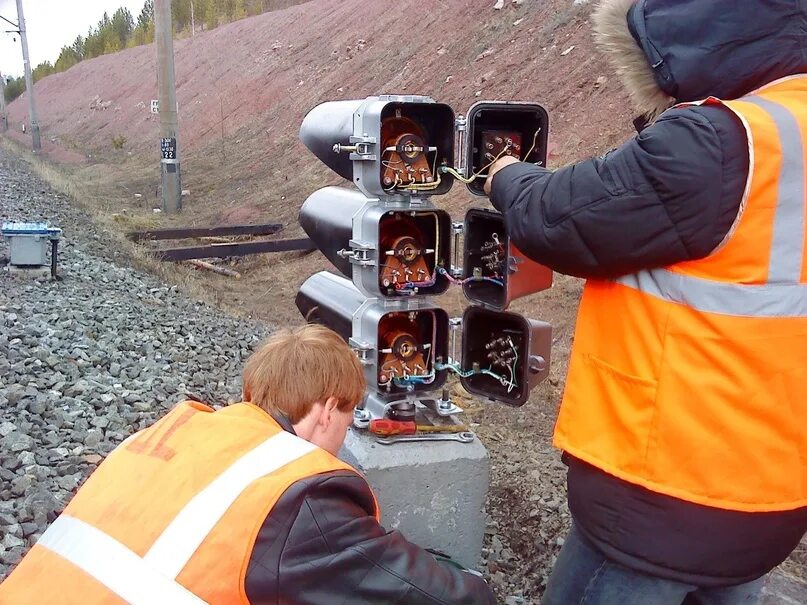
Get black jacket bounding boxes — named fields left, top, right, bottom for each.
left=244, top=416, right=494, bottom=604
left=490, top=0, right=807, bottom=588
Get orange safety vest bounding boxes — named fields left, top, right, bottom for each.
left=555, top=75, right=807, bottom=513
left=0, top=401, right=376, bottom=604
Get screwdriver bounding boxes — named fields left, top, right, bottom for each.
left=369, top=419, right=470, bottom=436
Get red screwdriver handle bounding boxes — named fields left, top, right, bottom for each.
left=369, top=419, right=417, bottom=436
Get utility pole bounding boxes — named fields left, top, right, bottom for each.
left=154, top=0, right=181, bottom=213
left=15, top=0, right=40, bottom=151
left=0, top=70, right=8, bottom=133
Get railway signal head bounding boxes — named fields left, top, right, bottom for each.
left=296, top=93, right=554, bottom=418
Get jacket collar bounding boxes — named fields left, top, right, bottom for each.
left=271, top=412, right=297, bottom=436
left=593, top=0, right=673, bottom=120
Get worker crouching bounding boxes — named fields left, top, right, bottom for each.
left=0, top=325, right=494, bottom=604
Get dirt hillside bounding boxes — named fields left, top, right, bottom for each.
left=7, top=0, right=802, bottom=601
left=5, top=0, right=632, bottom=340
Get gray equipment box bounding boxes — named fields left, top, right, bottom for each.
left=1, top=222, right=62, bottom=266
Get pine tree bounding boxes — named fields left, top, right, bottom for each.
left=32, top=0, right=297, bottom=83
left=111, top=8, right=135, bottom=49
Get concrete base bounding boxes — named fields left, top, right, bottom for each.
left=339, top=427, right=490, bottom=568
left=4, top=265, right=53, bottom=279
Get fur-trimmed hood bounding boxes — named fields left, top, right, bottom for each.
left=593, top=0, right=807, bottom=118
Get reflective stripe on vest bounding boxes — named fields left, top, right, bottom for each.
left=616, top=270, right=807, bottom=317
left=617, top=91, right=806, bottom=315
left=37, top=516, right=206, bottom=605
left=747, top=97, right=806, bottom=282
left=144, top=431, right=316, bottom=578
left=35, top=430, right=315, bottom=602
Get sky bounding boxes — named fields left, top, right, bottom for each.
left=0, top=0, right=147, bottom=78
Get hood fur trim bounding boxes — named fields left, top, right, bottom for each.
left=593, top=0, right=674, bottom=119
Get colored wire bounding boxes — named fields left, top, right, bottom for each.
left=507, top=339, right=518, bottom=393
left=523, top=128, right=541, bottom=164
left=439, top=143, right=512, bottom=183
left=401, top=149, right=442, bottom=191
left=435, top=362, right=516, bottom=390
left=393, top=372, right=436, bottom=387
left=434, top=362, right=476, bottom=378
left=437, top=267, right=503, bottom=287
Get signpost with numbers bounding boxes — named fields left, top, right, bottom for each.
left=160, top=137, right=176, bottom=160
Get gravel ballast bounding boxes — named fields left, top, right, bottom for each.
left=0, top=150, right=265, bottom=576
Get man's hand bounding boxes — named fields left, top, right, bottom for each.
left=484, top=155, right=520, bottom=196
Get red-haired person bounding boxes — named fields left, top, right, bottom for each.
left=0, top=325, right=494, bottom=604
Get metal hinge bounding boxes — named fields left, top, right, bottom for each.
left=450, top=221, right=464, bottom=278
left=454, top=115, right=468, bottom=177
left=448, top=317, right=463, bottom=366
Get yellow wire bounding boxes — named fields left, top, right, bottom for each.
left=439, top=128, right=542, bottom=183
left=523, top=128, right=540, bottom=165
left=403, top=172, right=442, bottom=191
left=402, top=149, right=442, bottom=192
left=441, top=143, right=513, bottom=183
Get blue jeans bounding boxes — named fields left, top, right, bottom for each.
left=542, top=525, right=765, bottom=605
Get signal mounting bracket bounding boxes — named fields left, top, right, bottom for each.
left=348, top=337, right=374, bottom=365
left=340, top=239, right=376, bottom=267
left=349, top=134, right=378, bottom=161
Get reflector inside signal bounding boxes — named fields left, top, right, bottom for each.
left=378, top=309, right=448, bottom=394
left=379, top=211, right=448, bottom=296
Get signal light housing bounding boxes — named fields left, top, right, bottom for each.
left=296, top=271, right=551, bottom=408
left=297, top=93, right=554, bottom=419
left=300, top=95, right=550, bottom=199
left=295, top=271, right=449, bottom=397
left=299, top=187, right=453, bottom=298
left=301, top=96, right=455, bottom=198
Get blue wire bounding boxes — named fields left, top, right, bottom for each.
left=436, top=267, right=503, bottom=287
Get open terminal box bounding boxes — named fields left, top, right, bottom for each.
left=296, top=271, right=551, bottom=407
left=300, top=95, right=550, bottom=199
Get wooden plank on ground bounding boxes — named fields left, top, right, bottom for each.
left=127, top=223, right=283, bottom=241
left=157, top=238, right=315, bottom=261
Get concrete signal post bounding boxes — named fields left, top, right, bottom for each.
left=14, top=0, right=39, bottom=151
left=0, top=71, right=8, bottom=133
left=155, top=0, right=182, bottom=213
